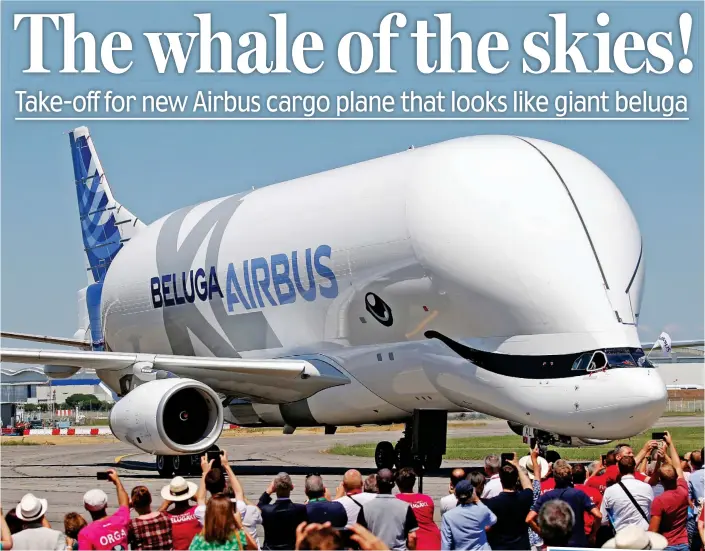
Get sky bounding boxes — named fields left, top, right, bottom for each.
left=1, top=1, right=703, bottom=347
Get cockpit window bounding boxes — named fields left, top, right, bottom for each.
left=606, top=349, right=637, bottom=367
left=631, top=348, right=655, bottom=368
left=589, top=351, right=608, bottom=371
left=571, top=353, right=592, bottom=371
left=570, top=348, right=654, bottom=371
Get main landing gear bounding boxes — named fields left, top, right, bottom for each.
left=374, top=411, right=446, bottom=473
left=156, top=444, right=220, bottom=478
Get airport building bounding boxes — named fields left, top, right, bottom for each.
left=0, top=366, right=116, bottom=405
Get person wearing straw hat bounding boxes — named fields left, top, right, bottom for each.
left=519, top=453, right=549, bottom=484
left=603, top=524, right=668, bottom=549
left=160, top=476, right=201, bottom=551
left=10, top=494, right=64, bottom=551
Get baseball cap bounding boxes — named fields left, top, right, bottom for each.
left=454, top=480, right=474, bottom=500
left=83, top=489, right=109, bottom=512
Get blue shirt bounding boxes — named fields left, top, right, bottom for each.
left=689, top=468, right=704, bottom=518
left=532, top=487, right=595, bottom=548
left=441, top=502, right=497, bottom=550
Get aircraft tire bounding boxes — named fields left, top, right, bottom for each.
left=156, top=455, right=174, bottom=478
left=395, top=439, right=412, bottom=469
left=375, top=441, right=395, bottom=470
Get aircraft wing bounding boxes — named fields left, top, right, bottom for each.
left=0, top=348, right=350, bottom=403
left=1, top=331, right=91, bottom=349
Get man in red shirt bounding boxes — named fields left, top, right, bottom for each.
left=159, top=476, right=200, bottom=551
left=573, top=463, right=603, bottom=545
left=395, top=467, right=440, bottom=550
left=540, top=450, right=562, bottom=495
left=587, top=452, right=616, bottom=495
left=604, top=442, right=653, bottom=487
left=649, top=432, right=689, bottom=551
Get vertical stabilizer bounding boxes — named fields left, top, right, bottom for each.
left=69, top=126, right=145, bottom=284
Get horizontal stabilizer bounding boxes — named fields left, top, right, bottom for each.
left=1, top=331, right=91, bottom=349
left=641, top=339, right=704, bottom=350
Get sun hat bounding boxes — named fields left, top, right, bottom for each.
left=15, top=493, right=48, bottom=522
left=519, top=455, right=550, bottom=480
left=83, top=489, right=109, bottom=512
left=602, top=525, right=668, bottom=549
left=161, top=476, right=198, bottom=502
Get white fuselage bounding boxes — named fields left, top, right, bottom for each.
left=98, top=135, right=667, bottom=440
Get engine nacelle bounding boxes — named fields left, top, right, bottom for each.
left=507, top=422, right=612, bottom=448
left=109, top=378, right=223, bottom=455
left=43, top=365, right=81, bottom=379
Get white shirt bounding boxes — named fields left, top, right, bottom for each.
left=482, top=475, right=502, bottom=499
left=195, top=499, right=247, bottom=526
left=440, top=494, right=457, bottom=516
left=600, top=474, right=654, bottom=531
left=242, top=504, right=262, bottom=548
left=11, top=526, right=65, bottom=551
left=336, top=492, right=377, bottom=527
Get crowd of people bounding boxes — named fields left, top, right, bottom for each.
left=1, top=432, right=703, bottom=551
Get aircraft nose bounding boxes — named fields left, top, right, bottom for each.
left=627, top=369, right=668, bottom=428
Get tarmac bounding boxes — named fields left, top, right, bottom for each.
left=1, top=416, right=701, bottom=527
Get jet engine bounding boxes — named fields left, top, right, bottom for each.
left=109, top=378, right=224, bottom=455
left=507, top=422, right=612, bottom=448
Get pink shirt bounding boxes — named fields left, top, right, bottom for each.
left=78, top=506, right=130, bottom=550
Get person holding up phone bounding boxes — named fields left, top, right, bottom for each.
left=649, top=431, right=690, bottom=551
left=79, top=469, right=130, bottom=550
left=194, top=452, right=248, bottom=527
left=484, top=452, right=534, bottom=550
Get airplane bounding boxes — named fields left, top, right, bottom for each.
left=1, top=127, right=700, bottom=477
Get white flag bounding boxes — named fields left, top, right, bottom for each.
left=657, top=332, right=673, bottom=355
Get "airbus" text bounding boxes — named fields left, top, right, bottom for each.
left=150, top=245, right=338, bottom=311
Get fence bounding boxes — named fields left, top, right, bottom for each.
left=666, top=399, right=704, bottom=413
left=17, top=409, right=111, bottom=424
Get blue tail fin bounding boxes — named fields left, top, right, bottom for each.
left=69, top=127, right=145, bottom=351
left=69, top=126, right=145, bottom=284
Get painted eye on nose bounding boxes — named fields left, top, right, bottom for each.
left=365, top=292, right=394, bottom=327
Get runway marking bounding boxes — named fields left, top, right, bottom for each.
left=114, top=453, right=141, bottom=464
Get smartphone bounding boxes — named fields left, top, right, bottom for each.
left=207, top=450, right=223, bottom=466
left=601, top=454, right=607, bottom=465
left=96, top=471, right=110, bottom=480
left=652, top=432, right=666, bottom=441
left=501, top=452, right=514, bottom=465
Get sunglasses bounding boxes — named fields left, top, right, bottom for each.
left=306, top=472, right=321, bottom=478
